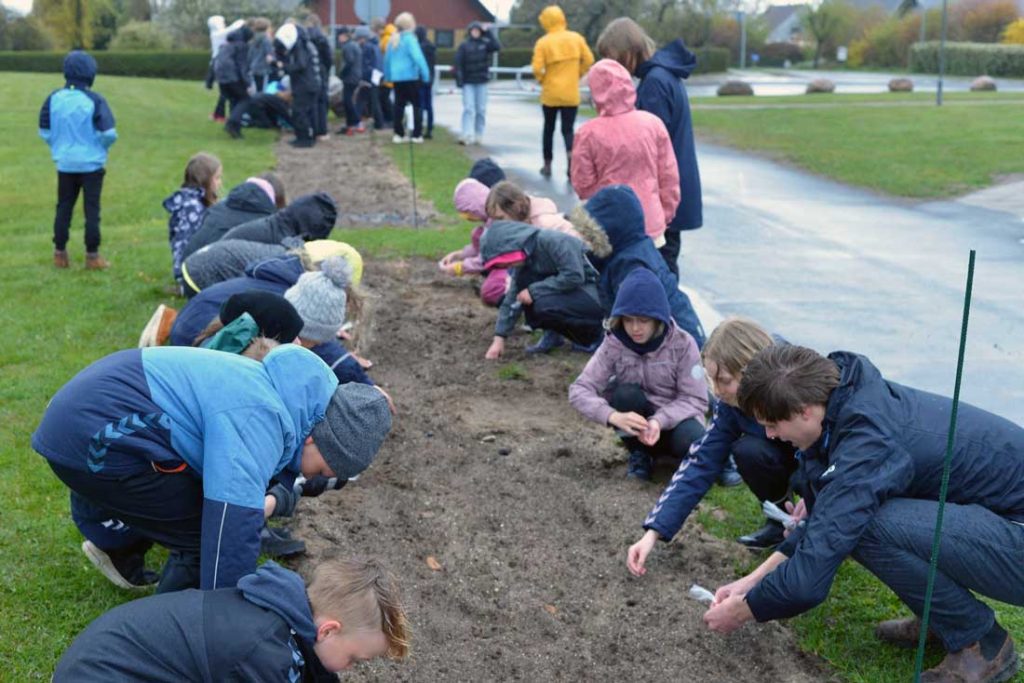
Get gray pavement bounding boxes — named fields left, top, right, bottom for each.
left=432, top=91, right=1024, bottom=423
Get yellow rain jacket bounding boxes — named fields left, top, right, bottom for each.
left=380, top=23, right=397, bottom=87
left=531, top=5, right=595, bottom=107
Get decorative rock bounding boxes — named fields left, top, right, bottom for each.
left=970, top=75, right=997, bottom=92
left=716, top=80, right=754, bottom=97
left=498, top=448, right=511, bottom=456
left=889, top=77, right=914, bottom=92
left=806, top=78, right=836, bottom=94
left=481, top=435, right=497, bottom=443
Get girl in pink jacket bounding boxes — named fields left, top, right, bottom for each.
left=485, top=181, right=580, bottom=240
left=570, top=59, right=680, bottom=246
left=569, top=267, right=707, bottom=480
left=439, top=178, right=508, bottom=306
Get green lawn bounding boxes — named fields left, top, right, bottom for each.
left=691, top=91, right=1024, bottom=197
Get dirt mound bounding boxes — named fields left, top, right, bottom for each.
left=274, top=133, right=437, bottom=227
left=291, top=259, right=831, bottom=681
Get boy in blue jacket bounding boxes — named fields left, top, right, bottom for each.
left=54, top=558, right=410, bottom=681
left=32, top=344, right=392, bottom=593
left=705, top=344, right=1024, bottom=683
left=39, top=50, right=117, bottom=270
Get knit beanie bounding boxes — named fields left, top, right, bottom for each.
left=469, top=158, right=506, bottom=188
left=312, top=383, right=392, bottom=480
left=304, top=240, right=364, bottom=284
left=246, top=177, right=276, bottom=207
left=220, top=291, right=304, bottom=343
left=284, top=256, right=352, bottom=343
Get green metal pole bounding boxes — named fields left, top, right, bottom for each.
left=936, top=0, right=950, bottom=106
left=912, top=250, right=976, bottom=681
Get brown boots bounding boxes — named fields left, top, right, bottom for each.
left=875, top=617, right=940, bottom=648
left=53, top=249, right=69, bottom=268
left=876, top=618, right=1020, bottom=683
left=54, top=250, right=109, bottom=269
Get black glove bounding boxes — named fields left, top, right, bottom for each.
left=268, top=481, right=299, bottom=518
left=298, top=475, right=347, bottom=498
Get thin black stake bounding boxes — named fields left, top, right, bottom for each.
left=408, top=131, right=419, bottom=229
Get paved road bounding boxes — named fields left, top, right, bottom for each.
left=432, top=92, right=1024, bottom=423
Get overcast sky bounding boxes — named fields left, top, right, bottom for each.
left=2, top=0, right=517, bottom=20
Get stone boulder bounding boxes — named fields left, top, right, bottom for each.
left=806, top=78, right=836, bottom=94
left=888, top=77, right=914, bottom=92
left=717, top=80, right=754, bottom=96
left=970, top=75, right=997, bottom=92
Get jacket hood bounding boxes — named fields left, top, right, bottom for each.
left=824, top=351, right=883, bottom=424
left=237, top=561, right=318, bottom=642
left=286, top=192, right=337, bottom=240
left=262, top=344, right=337, bottom=463
left=208, top=15, right=226, bottom=31
left=469, top=157, right=506, bottom=187
left=162, top=186, right=205, bottom=213
left=228, top=26, right=253, bottom=43
left=466, top=21, right=485, bottom=33
left=637, top=39, right=696, bottom=80
left=226, top=181, right=276, bottom=214
left=246, top=254, right=305, bottom=287
left=539, top=5, right=567, bottom=33
left=354, top=26, right=374, bottom=40
left=571, top=185, right=646, bottom=257
left=276, top=22, right=298, bottom=51
left=480, top=220, right=541, bottom=264
left=454, top=178, right=489, bottom=219
left=63, top=50, right=97, bottom=88
left=610, top=268, right=672, bottom=327
left=589, top=59, right=635, bottom=116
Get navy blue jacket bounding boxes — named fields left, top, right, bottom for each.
left=214, top=26, right=253, bottom=86
left=170, top=255, right=373, bottom=387
left=276, top=26, right=321, bottom=95
left=454, top=22, right=499, bottom=86
left=644, top=400, right=786, bottom=539
left=361, top=36, right=381, bottom=78
left=636, top=40, right=702, bottom=232
left=182, top=181, right=277, bottom=260
left=415, top=26, right=437, bottom=85
left=577, top=185, right=705, bottom=347
left=746, top=352, right=1024, bottom=622
left=39, top=51, right=117, bottom=173
left=54, top=562, right=334, bottom=682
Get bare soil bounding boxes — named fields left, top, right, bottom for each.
left=278, top=140, right=832, bottom=681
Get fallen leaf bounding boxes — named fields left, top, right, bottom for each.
left=426, top=556, right=442, bottom=571
left=543, top=604, right=557, bottom=615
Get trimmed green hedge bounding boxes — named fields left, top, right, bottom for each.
left=433, top=45, right=729, bottom=74
left=910, top=41, right=1024, bottom=77
left=0, top=51, right=211, bottom=80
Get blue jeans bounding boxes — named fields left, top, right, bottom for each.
left=851, top=497, right=1024, bottom=651
left=461, top=82, right=488, bottom=140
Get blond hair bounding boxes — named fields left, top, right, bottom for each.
left=307, top=558, right=410, bottom=659
left=596, top=17, right=656, bottom=75
left=485, top=181, right=532, bottom=221
left=701, top=317, right=774, bottom=383
left=394, top=11, right=415, bottom=31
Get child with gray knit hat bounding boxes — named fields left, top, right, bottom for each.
left=284, top=255, right=352, bottom=342
left=311, top=382, right=393, bottom=481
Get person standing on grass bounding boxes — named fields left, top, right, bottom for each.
left=530, top=5, right=594, bottom=178
left=355, top=26, right=384, bottom=130
left=213, top=25, right=253, bottom=117
left=39, top=50, right=117, bottom=270
left=336, top=27, right=364, bottom=135
left=275, top=21, right=321, bottom=149
left=304, top=15, right=333, bottom=141
left=703, top=344, right=1024, bottom=683
left=454, top=21, right=500, bottom=146
left=415, top=26, right=437, bottom=139
left=383, top=12, right=430, bottom=144
left=248, top=17, right=274, bottom=93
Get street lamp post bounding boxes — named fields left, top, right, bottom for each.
left=936, top=0, right=949, bottom=105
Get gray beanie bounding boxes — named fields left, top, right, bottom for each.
left=284, top=256, right=352, bottom=343
left=312, top=383, right=392, bottom=480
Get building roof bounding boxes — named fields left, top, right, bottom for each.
left=761, top=4, right=808, bottom=32
left=317, top=0, right=495, bottom=29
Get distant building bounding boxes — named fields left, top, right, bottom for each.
left=762, top=4, right=808, bottom=45
left=315, top=0, right=496, bottom=47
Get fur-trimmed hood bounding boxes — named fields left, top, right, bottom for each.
left=569, top=185, right=648, bottom=258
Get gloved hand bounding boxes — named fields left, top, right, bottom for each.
left=268, top=481, right=299, bottom=518
left=296, top=475, right=346, bottom=498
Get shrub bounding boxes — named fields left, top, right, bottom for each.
left=758, top=42, right=805, bottom=66
left=951, top=0, right=1019, bottom=42
left=1002, top=17, right=1024, bottom=43
left=5, top=17, right=54, bottom=51
left=910, top=40, right=1024, bottom=76
left=432, top=45, right=730, bottom=76
left=110, top=21, right=172, bottom=51
left=0, top=50, right=211, bottom=79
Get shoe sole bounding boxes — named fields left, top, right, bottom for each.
left=138, top=304, right=172, bottom=348
left=81, top=541, right=147, bottom=590
left=989, top=652, right=1021, bottom=683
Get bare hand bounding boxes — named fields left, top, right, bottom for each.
left=438, top=262, right=458, bottom=276
left=626, top=529, right=659, bottom=577
left=485, top=337, right=505, bottom=360
left=712, top=574, right=758, bottom=607
left=440, top=251, right=460, bottom=267
left=515, top=289, right=533, bottom=306
left=608, top=411, right=649, bottom=436
left=638, top=419, right=661, bottom=447
left=784, top=499, right=807, bottom=537
left=703, top=594, right=754, bottom=634
left=352, top=352, right=373, bottom=370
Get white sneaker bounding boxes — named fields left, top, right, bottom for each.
left=81, top=541, right=144, bottom=590
left=392, top=134, right=405, bottom=144
left=411, top=136, right=424, bottom=144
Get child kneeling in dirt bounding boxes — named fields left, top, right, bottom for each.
left=53, top=557, right=409, bottom=681
left=570, top=268, right=707, bottom=480
left=479, top=220, right=604, bottom=359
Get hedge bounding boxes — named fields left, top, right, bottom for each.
left=0, top=50, right=211, bottom=80
left=910, top=41, right=1024, bottom=76
left=434, top=45, right=729, bottom=74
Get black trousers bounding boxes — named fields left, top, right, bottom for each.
left=524, top=289, right=604, bottom=347
left=731, top=434, right=797, bottom=504
left=360, top=84, right=384, bottom=128
left=48, top=461, right=203, bottom=593
left=542, top=105, right=578, bottom=162
left=342, top=81, right=360, bottom=127
left=54, top=169, right=105, bottom=252
left=610, top=382, right=706, bottom=458
left=659, top=230, right=682, bottom=277
left=218, top=81, right=249, bottom=116
left=291, top=89, right=317, bottom=143
left=253, top=73, right=266, bottom=92
left=393, top=81, right=423, bottom=138
left=418, top=83, right=434, bottom=134
left=314, top=85, right=329, bottom=136
left=379, top=84, right=393, bottom=124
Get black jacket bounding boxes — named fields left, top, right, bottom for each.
left=306, top=26, right=332, bottom=84
left=339, top=39, right=363, bottom=85
left=745, top=352, right=1024, bottom=622
left=276, top=26, right=321, bottom=95
left=182, top=182, right=276, bottom=260
left=222, top=192, right=337, bottom=244
left=454, top=22, right=500, bottom=86
left=228, top=92, right=294, bottom=130
left=53, top=563, right=334, bottom=682
left=214, top=26, right=253, bottom=86
left=415, top=26, right=437, bottom=85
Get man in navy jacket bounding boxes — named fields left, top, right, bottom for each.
left=704, top=344, right=1024, bottom=683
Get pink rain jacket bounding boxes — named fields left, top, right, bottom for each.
left=571, top=59, right=680, bottom=242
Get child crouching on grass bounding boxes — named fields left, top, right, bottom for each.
left=164, top=152, right=223, bottom=291
left=569, top=268, right=707, bottom=480
left=53, top=557, right=409, bottom=680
